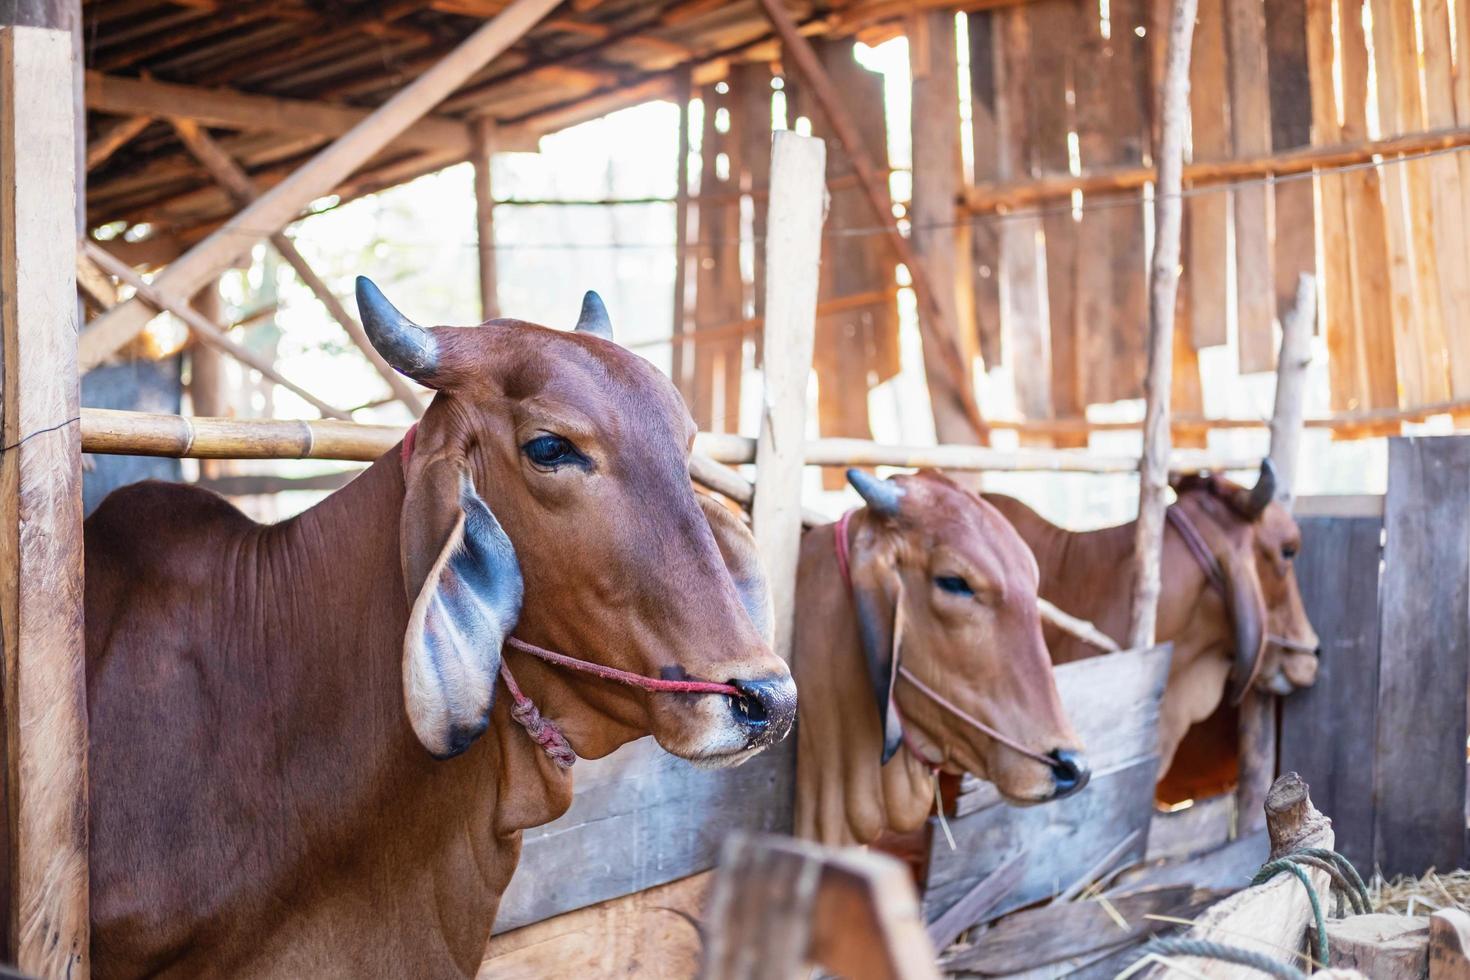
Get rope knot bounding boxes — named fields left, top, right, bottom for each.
left=509, top=697, right=576, bottom=770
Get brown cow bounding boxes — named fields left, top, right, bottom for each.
left=83, top=282, right=795, bottom=978
left=984, top=462, right=1319, bottom=790
left=793, top=469, right=1088, bottom=847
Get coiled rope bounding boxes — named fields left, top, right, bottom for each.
left=1137, top=847, right=1370, bottom=977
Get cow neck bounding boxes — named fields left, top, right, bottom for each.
left=399, top=423, right=741, bottom=770
left=832, top=509, right=1054, bottom=772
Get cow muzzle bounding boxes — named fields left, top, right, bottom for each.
left=727, top=675, right=798, bottom=749
left=1047, top=749, right=1091, bottom=799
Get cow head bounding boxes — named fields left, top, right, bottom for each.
left=1169, top=462, right=1321, bottom=704
left=843, top=469, right=1087, bottom=805
left=357, top=279, right=794, bottom=766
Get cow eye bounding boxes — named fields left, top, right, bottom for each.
left=1281, top=545, right=1298, bottom=560
left=523, top=435, right=580, bottom=468
left=934, top=575, right=974, bottom=596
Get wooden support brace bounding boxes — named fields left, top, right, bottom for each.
left=78, top=0, right=561, bottom=370
left=0, top=22, right=89, bottom=979
left=86, top=113, right=152, bottom=171
left=472, top=118, right=499, bottom=322
left=83, top=242, right=354, bottom=420
left=167, top=117, right=426, bottom=416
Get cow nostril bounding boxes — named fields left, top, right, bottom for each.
left=727, top=680, right=770, bottom=727
left=1047, top=749, right=1091, bottom=798
left=725, top=676, right=797, bottom=746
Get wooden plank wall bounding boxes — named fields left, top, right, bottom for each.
left=922, top=646, right=1170, bottom=923
left=1278, top=508, right=1383, bottom=874
left=963, top=0, right=1470, bottom=429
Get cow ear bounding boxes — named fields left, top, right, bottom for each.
left=400, top=454, right=524, bottom=758
left=847, top=525, right=905, bottom=764
left=1220, top=544, right=1268, bottom=704
left=697, top=494, right=773, bottom=645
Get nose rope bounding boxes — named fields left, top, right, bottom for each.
left=832, top=510, right=1058, bottom=770
left=1166, top=505, right=1314, bottom=656
left=400, top=428, right=743, bottom=767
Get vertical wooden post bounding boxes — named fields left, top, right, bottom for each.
left=472, top=118, right=499, bottom=322
left=0, top=16, right=89, bottom=978
left=910, top=9, right=978, bottom=445
left=752, top=132, right=826, bottom=662
left=1127, top=0, right=1197, bottom=651
left=189, top=279, right=227, bottom=480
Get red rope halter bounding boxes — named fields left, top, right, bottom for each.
left=832, top=510, right=1055, bottom=770
left=400, top=426, right=740, bottom=768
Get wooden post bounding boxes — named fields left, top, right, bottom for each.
left=670, top=67, right=692, bottom=399
left=1127, top=0, right=1198, bottom=651
left=909, top=10, right=979, bottom=445
left=755, top=0, right=987, bottom=443
left=167, top=118, right=425, bottom=416
left=77, top=0, right=560, bottom=370
left=751, top=132, right=825, bottom=662
left=472, top=117, right=499, bottom=322
left=0, top=15, right=89, bottom=977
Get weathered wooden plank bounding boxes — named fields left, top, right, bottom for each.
left=1278, top=514, right=1382, bottom=873
left=994, top=5, right=1050, bottom=418
left=1419, top=0, right=1470, bottom=400
left=1265, top=0, right=1316, bottom=328
left=967, top=10, right=1003, bottom=371
left=495, top=740, right=793, bottom=934
left=927, top=647, right=1169, bottom=922
left=1335, top=0, right=1399, bottom=411
left=472, top=119, right=499, bottom=322
left=1225, top=0, right=1276, bottom=373
left=1128, top=826, right=1271, bottom=893
left=480, top=872, right=710, bottom=979
left=752, top=131, right=825, bottom=662
left=1028, top=0, right=1077, bottom=445
left=1370, top=0, right=1451, bottom=407
left=1186, top=0, right=1231, bottom=349
left=1104, top=0, right=1151, bottom=400
left=1145, top=793, right=1235, bottom=863
left=1375, top=436, right=1470, bottom=877
left=691, top=81, right=741, bottom=432
left=0, top=22, right=88, bottom=978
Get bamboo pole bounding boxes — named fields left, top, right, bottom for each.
left=472, top=117, right=499, bottom=321
left=964, top=123, right=1470, bottom=213
left=754, top=0, right=989, bottom=444
left=1127, top=0, right=1198, bottom=651
left=77, top=0, right=561, bottom=370
left=167, top=117, right=426, bottom=416
left=83, top=242, right=354, bottom=421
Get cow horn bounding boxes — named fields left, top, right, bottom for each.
left=1239, top=459, right=1277, bottom=521
left=848, top=469, right=904, bottom=517
left=575, top=290, right=613, bottom=340
left=356, top=276, right=440, bottom=385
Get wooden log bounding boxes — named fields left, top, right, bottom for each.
left=1432, top=910, right=1470, bottom=980
left=84, top=70, right=472, bottom=153
left=1317, top=914, right=1430, bottom=978
left=472, top=118, right=499, bottom=322
left=0, top=20, right=88, bottom=978
left=77, top=0, right=561, bottom=370
left=1375, top=436, right=1470, bottom=877
left=1269, top=275, right=1316, bottom=504
left=166, top=117, right=425, bottom=416
left=83, top=242, right=353, bottom=420
left=86, top=112, right=152, bottom=171
left=751, top=131, right=824, bottom=663
left=1167, top=773, right=1333, bottom=977
left=700, top=833, right=940, bottom=980
left=756, top=0, right=987, bottom=443
left=1127, top=0, right=1196, bottom=650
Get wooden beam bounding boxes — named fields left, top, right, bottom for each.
left=83, top=242, right=353, bottom=420
left=670, top=66, right=692, bottom=398
left=472, top=118, right=499, bottom=321
left=0, top=21, right=88, bottom=979
left=751, top=131, right=825, bottom=663
left=962, top=125, right=1470, bottom=212
left=755, top=0, right=988, bottom=443
left=1128, top=0, right=1197, bottom=650
left=85, top=112, right=152, bottom=171
left=84, top=70, right=472, bottom=154
left=78, top=0, right=561, bottom=370
left=167, top=117, right=426, bottom=416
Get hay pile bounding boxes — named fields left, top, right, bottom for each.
left=1370, top=868, right=1470, bottom=916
